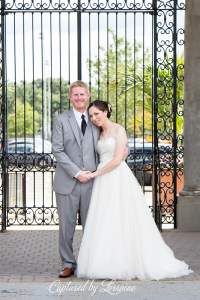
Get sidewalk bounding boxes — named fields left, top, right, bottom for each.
left=0, top=229, right=200, bottom=299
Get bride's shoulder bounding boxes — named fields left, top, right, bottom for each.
left=113, top=124, right=126, bottom=134
left=111, top=124, right=126, bottom=140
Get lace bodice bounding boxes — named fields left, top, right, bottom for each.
left=96, top=137, right=116, bottom=164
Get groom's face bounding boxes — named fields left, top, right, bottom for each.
left=69, top=87, right=91, bottom=112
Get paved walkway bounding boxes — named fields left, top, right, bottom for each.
left=1, top=229, right=200, bottom=299
left=0, top=229, right=200, bottom=284
left=1, top=282, right=200, bottom=300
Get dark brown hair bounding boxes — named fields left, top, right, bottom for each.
left=88, top=100, right=112, bottom=119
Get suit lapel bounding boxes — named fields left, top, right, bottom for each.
left=68, top=109, right=81, bottom=148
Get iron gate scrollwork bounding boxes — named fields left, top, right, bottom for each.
left=0, top=0, right=185, bottom=231
left=154, top=0, right=185, bottom=230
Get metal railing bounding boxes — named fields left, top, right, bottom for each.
left=0, top=0, right=185, bottom=230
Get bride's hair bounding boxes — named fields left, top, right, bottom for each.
left=88, top=100, right=112, bottom=119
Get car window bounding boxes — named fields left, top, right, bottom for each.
left=136, top=149, right=142, bottom=153
left=128, top=147, right=152, bottom=159
left=8, top=146, right=15, bottom=152
left=26, top=146, right=33, bottom=153
left=136, top=148, right=152, bottom=154
left=17, top=145, right=24, bottom=153
left=8, top=139, right=52, bottom=153
left=144, top=149, right=152, bottom=154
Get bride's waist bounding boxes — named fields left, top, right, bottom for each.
left=99, top=155, right=114, bottom=163
left=98, top=157, right=126, bottom=168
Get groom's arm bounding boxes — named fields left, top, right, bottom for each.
left=52, top=116, right=90, bottom=182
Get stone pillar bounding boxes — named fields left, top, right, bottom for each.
left=177, top=0, right=200, bottom=231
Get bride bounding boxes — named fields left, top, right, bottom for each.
left=76, top=100, right=193, bottom=281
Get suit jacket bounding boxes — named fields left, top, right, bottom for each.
left=52, top=109, right=101, bottom=195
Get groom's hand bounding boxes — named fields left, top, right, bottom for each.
left=122, top=147, right=129, bottom=161
left=77, top=171, right=91, bottom=183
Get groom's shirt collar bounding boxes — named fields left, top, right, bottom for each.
left=73, top=107, right=88, bottom=128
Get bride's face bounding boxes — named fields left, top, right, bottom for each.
left=89, top=106, right=108, bottom=126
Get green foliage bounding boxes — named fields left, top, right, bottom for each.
left=8, top=100, right=39, bottom=138
left=6, top=30, right=184, bottom=141
left=87, top=28, right=155, bottom=137
left=7, top=78, right=70, bottom=138
left=87, top=29, right=144, bottom=136
left=88, top=29, right=184, bottom=140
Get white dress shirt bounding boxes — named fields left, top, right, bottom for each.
left=73, top=107, right=88, bottom=129
left=73, top=108, right=88, bottom=178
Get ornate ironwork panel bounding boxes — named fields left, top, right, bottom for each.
left=154, top=0, right=185, bottom=229
left=0, top=0, right=185, bottom=230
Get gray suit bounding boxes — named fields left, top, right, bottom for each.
left=52, top=109, right=100, bottom=270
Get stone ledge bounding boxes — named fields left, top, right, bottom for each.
left=177, top=195, right=200, bottom=231
left=179, top=188, right=200, bottom=197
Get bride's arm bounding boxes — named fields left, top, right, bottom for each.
left=89, top=127, right=127, bottom=178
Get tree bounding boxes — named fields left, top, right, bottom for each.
left=87, top=29, right=144, bottom=136
left=87, top=29, right=155, bottom=137
left=8, top=100, right=39, bottom=138
left=126, top=54, right=184, bottom=140
left=87, top=29, right=184, bottom=140
left=7, top=78, right=70, bottom=137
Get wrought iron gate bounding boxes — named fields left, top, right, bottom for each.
left=0, top=0, right=185, bottom=231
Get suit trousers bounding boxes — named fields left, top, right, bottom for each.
left=56, top=178, right=94, bottom=271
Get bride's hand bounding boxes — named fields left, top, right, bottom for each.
left=86, top=171, right=95, bottom=179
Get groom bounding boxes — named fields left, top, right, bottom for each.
left=52, top=81, right=128, bottom=278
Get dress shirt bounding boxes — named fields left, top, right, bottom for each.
left=73, top=107, right=88, bottom=129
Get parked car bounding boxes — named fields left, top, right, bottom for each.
left=7, top=138, right=56, bottom=168
left=126, top=142, right=173, bottom=186
left=127, top=142, right=173, bottom=166
left=8, top=138, right=52, bottom=152
left=127, top=138, right=145, bottom=144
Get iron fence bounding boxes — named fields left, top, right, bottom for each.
left=0, top=0, right=185, bottom=230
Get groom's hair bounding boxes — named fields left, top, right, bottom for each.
left=69, top=81, right=89, bottom=94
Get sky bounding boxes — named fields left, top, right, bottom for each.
left=5, top=3, right=185, bottom=85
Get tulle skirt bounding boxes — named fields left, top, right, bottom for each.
left=77, top=160, right=193, bottom=280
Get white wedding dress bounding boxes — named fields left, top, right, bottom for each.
left=77, top=137, right=193, bottom=281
